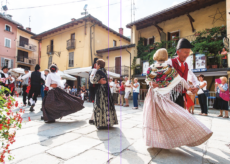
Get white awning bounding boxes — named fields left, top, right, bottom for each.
left=193, top=71, right=227, bottom=77
left=41, top=70, right=77, bottom=81
left=64, top=67, right=120, bottom=78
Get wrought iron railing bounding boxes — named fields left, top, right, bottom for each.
left=17, top=56, right=37, bottom=65
left=47, top=45, right=54, bottom=55
left=107, top=66, right=129, bottom=76
left=66, top=39, right=76, bottom=50
left=17, top=41, right=36, bottom=51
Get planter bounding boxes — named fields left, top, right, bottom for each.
left=207, top=65, right=210, bottom=69
left=144, top=50, right=148, bottom=52
left=194, top=33, right=201, bottom=36
left=205, top=29, right=211, bottom=32
left=150, top=47, right=155, bottom=50
left=211, top=65, right=218, bottom=69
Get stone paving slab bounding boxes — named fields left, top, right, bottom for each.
left=10, top=134, right=48, bottom=150
left=94, top=136, right=136, bottom=154
left=46, top=137, right=102, bottom=160
left=72, top=125, right=98, bottom=135
left=17, top=153, right=62, bottom=164
left=8, top=144, right=49, bottom=164
left=203, top=147, right=230, bottom=164
left=41, top=133, right=81, bottom=148
left=37, top=121, right=87, bottom=137
left=109, top=150, right=152, bottom=164
left=152, top=147, right=203, bottom=164
left=64, top=149, right=113, bottom=164
left=128, top=139, right=162, bottom=157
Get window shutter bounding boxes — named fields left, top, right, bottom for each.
left=48, top=56, right=52, bottom=68
left=1, top=58, right=5, bottom=67
left=10, top=59, right=14, bottom=68
left=69, top=52, right=74, bottom=67
left=5, top=39, right=11, bottom=48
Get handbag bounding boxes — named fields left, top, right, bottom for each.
left=219, top=87, right=230, bottom=101
left=202, top=89, right=210, bottom=97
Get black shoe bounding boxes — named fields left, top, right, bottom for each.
left=89, top=120, right=95, bottom=125
left=45, top=120, right=55, bottom=123
left=30, top=104, right=35, bottom=112
left=28, top=102, right=31, bottom=106
left=41, top=116, right=44, bottom=120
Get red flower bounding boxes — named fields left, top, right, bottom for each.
left=28, top=117, right=31, bottom=121
left=15, top=101, right=18, bottom=107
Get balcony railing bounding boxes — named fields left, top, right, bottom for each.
left=17, top=41, right=36, bottom=52
left=47, top=45, right=54, bottom=55
left=67, top=39, right=76, bottom=50
left=17, top=56, right=37, bottom=65
left=107, top=66, right=129, bottom=76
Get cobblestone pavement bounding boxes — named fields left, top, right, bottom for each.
left=6, top=96, right=230, bottom=164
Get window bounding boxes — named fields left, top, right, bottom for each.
left=1, top=58, right=13, bottom=68
left=48, top=56, right=53, bottom=68
left=17, top=50, right=28, bottom=62
left=19, top=36, right=29, bottom=46
left=69, top=52, right=74, bottom=67
left=5, top=25, right=11, bottom=32
left=4, top=38, right=11, bottom=48
left=148, top=37, right=155, bottom=45
left=143, top=38, right=148, bottom=46
left=113, top=40, right=117, bottom=47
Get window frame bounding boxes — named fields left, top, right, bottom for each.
left=148, top=37, right=155, bottom=45
left=69, top=52, right=74, bottom=67
left=113, top=40, right=117, bottom=47
left=5, top=24, right=12, bottom=32
left=4, top=38, right=11, bottom=48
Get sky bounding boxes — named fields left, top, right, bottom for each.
left=2, top=0, right=185, bottom=37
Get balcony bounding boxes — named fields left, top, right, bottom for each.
left=47, top=45, right=54, bottom=55
left=17, top=41, right=36, bottom=52
left=66, top=39, right=76, bottom=50
left=17, top=56, right=37, bottom=65
left=107, top=66, right=129, bottom=76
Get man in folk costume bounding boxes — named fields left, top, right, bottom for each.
left=17, top=68, right=30, bottom=106
left=22, top=64, right=45, bottom=111
left=153, top=38, right=199, bottom=108
left=0, top=66, right=15, bottom=96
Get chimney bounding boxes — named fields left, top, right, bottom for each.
left=6, top=14, right=12, bottom=20
left=71, top=18, right=76, bottom=21
left=119, top=28, right=123, bottom=35
left=26, top=27, right=31, bottom=32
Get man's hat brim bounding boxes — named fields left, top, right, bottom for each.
left=2, top=66, right=9, bottom=70
left=176, top=38, right=194, bottom=50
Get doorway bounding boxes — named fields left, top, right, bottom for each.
left=115, top=57, right=121, bottom=74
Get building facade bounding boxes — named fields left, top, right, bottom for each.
left=126, top=0, right=228, bottom=94
left=16, top=27, right=39, bottom=71
left=32, top=15, right=130, bottom=72
left=0, top=13, right=22, bottom=69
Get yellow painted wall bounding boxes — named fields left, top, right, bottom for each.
left=40, top=22, right=130, bottom=72
left=100, top=47, right=133, bottom=78
left=16, top=29, right=39, bottom=71
left=136, top=1, right=226, bottom=43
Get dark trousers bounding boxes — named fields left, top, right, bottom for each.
left=198, top=93, right=208, bottom=114
left=22, top=85, right=28, bottom=105
left=28, top=86, right=40, bottom=103
left=175, top=94, right=185, bottom=108
left=133, top=92, right=139, bottom=107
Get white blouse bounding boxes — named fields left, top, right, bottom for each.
left=45, top=73, right=64, bottom=90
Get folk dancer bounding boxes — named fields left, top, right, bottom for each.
left=42, top=64, right=84, bottom=123
left=143, top=48, right=213, bottom=149
left=17, top=68, right=30, bottom=106
left=0, top=66, right=15, bottom=96
left=21, top=64, right=45, bottom=111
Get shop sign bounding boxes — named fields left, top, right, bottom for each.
left=142, top=61, right=149, bottom=76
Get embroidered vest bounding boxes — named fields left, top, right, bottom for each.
left=171, top=58, right=188, bottom=81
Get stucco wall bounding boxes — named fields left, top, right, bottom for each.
left=0, top=18, right=18, bottom=68
left=16, top=29, right=39, bottom=71
left=227, top=0, right=230, bottom=45
left=40, top=22, right=130, bottom=72
left=137, top=1, right=226, bottom=43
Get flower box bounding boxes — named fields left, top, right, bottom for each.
left=211, top=65, right=218, bottom=69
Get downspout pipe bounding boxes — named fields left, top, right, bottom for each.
left=126, top=47, right=131, bottom=79
left=90, top=22, right=96, bottom=66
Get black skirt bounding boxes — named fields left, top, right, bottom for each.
left=42, top=87, right=85, bottom=121
left=213, top=97, right=229, bottom=111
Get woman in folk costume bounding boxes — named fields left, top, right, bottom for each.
left=90, top=59, right=118, bottom=129
left=143, top=48, right=213, bottom=149
left=42, top=64, right=84, bottom=123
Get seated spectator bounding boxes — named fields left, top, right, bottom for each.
left=66, top=86, right=71, bottom=94
left=81, top=85, right=87, bottom=101
left=218, top=48, right=228, bottom=67
left=71, top=85, right=77, bottom=96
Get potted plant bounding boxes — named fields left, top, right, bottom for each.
left=173, top=36, right=179, bottom=41
left=149, top=45, right=155, bottom=50
left=194, top=32, right=201, bottom=36
left=205, top=28, right=211, bottom=33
